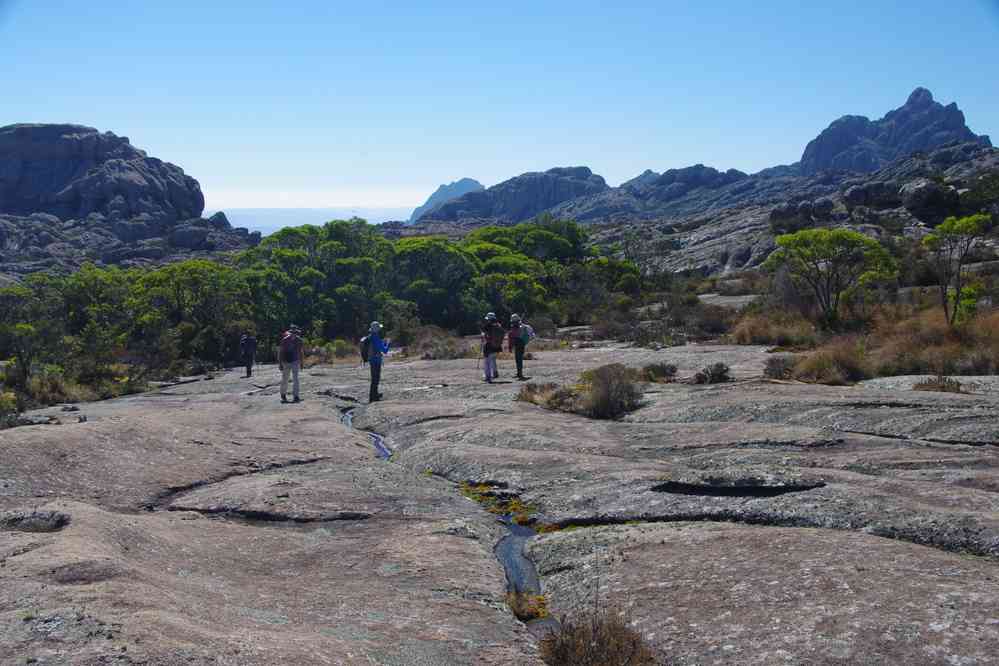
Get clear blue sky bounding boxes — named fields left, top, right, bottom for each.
left=2, top=1, right=997, bottom=210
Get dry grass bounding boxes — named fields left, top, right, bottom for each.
left=792, top=338, right=871, bottom=385
left=731, top=313, right=817, bottom=348
left=517, top=364, right=644, bottom=420
left=540, top=606, right=658, bottom=666
left=913, top=376, right=966, bottom=393
left=405, top=326, right=479, bottom=360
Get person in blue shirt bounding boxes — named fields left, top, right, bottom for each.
left=366, top=321, right=390, bottom=402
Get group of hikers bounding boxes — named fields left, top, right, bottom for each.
left=237, top=313, right=534, bottom=404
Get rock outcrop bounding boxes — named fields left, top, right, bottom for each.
left=410, top=177, right=484, bottom=222
left=0, top=124, right=259, bottom=280
left=421, top=167, right=609, bottom=223
left=798, top=87, right=991, bottom=175
left=0, top=124, right=205, bottom=223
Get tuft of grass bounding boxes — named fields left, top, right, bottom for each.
left=731, top=313, right=817, bottom=348
left=459, top=482, right=535, bottom=525
left=540, top=606, right=658, bottom=666
left=517, top=365, right=644, bottom=420
left=913, top=375, right=966, bottom=393
left=507, top=592, right=550, bottom=621
left=792, top=339, right=871, bottom=385
left=764, top=354, right=800, bottom=380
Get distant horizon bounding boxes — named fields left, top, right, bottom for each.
left=3, top=1, right=998, bottom=209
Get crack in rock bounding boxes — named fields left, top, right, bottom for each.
left=166, top=505, right=372, bottom=524
left=141, top=457, right=328, bottom=511
left=652, top=480, right=826, bottom=497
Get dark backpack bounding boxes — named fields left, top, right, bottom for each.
left=487, top=324, right=505, bottom=348
left=279, top=334, right=299, bottom=363
left=360, top=335, right=371, bottom=363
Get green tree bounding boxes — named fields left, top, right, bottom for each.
left=764, top=228, right=897, bottom=327
left=922, top=213, right=993, bottom=326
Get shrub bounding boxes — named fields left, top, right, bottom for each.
left=518, top=365, right=644, bottom=420
left=693, top=362, right=730, bottom=384
left=764, top=354, right=800, bottom=380
left=579, top=364, right=643, bottom=418
left=792, top=339, right=870, bottom=385
left=406, top=326, right=478, bottom=360
left=540, top=607, right=658, bottom=666
left=913, top=375, right=965, bottom=393
left=731, top=313, right=817, bottom=348
left=0, top=391, right=18, bottom=428
left=331, top=338, right=354, bottom=358
left=642, top=362, right=677, bottom=383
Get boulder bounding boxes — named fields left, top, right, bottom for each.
left=169, top=224, right=211, bottom=250
left=900, top=178, right=960, bottom=220
left=207, top=211, right=231, bottom=230
left=796, top=200, right=814, bottom=217
left=812, top=197, right=835, bottom=218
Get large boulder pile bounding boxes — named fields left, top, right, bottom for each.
left=0, top=125, right=259, bottom=280
left=0, top=124, right=204, bottom=223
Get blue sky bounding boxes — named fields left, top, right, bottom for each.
left=2, top=1, right=997, bottom=210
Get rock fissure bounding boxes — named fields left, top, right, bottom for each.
left=141, top=457, right=328, bottom=510
left=651, top=480, right=826, bottom=497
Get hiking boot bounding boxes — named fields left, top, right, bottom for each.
left=293, top=396, right=301, bottom=403
left=281, top=394, right=289, bottom=404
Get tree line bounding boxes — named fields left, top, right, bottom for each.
left=0, top=215, right=639, bottom=398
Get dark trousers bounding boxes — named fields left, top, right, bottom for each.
left=369, top=360, right=382, bottom=401
left=513, top=342, right=525, bottom=377
left=243, top=354, right=254, bottom=377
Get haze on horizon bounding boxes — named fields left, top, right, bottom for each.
left=2, top=0, right=997, bottom=211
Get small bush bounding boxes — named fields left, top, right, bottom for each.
left=518, top=365, right=644, bottom=420
left=579, top=364, right=644, bottom=419
left=642, top=362, right=677, bottom=383
left=693, top=362, right=730, bottom=384
left=331, top=338, right=354, bottom=358
left=0, top=391, right=18, bottom=428
left=764, top=354, right=799, bottom=380
left=406, top=326, right=478, bottom=360
left=792, top=339, right=870, bottom=385
left=913, top=375, right=966, bottom=393
left=540, top=607, right=658, bottom=666
left=731, top=313, right=817, bottom=348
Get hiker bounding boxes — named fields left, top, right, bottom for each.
left=507, top=314, right=535, bottom=380
left=480, top=312, right=505, bottom=383
left=278, top=325, right=304, bottom=403
left=239, top=331, right=257, bottom=378
left=361, top=321, right=390, bottom=402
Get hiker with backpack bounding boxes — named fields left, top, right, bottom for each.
left=507, top=314, right=535, bottom=380
left=239, top=331, right=257, bottom=378
left=480, top=312, right=505, bottom=383
left=278, top=325, right=304, bottom=403
left=361, top=321, right=390, bottom=402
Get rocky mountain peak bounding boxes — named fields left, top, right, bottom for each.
left=410, top=177, right=484, bottom=222
left=420, top=166, right=609, bottom=223
left=798, top=87, right=991, bottom=175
